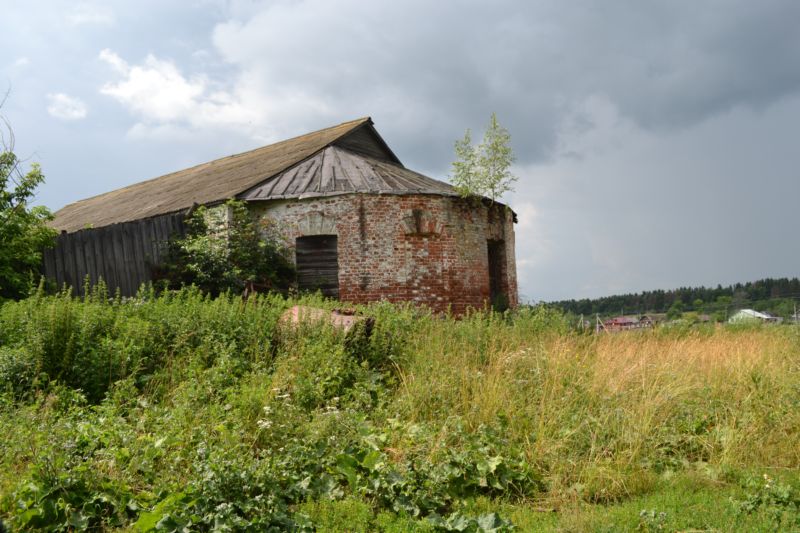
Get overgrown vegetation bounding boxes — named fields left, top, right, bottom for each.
left=156, top=199, right=294, bottom=296
left=1, top=288, right=799, bottom=531
left=0, top=122, right=57, bottom=301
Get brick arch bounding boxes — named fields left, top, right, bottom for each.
left=400, top=208, right=443, bottom=236
left=297, top=211, right=337, bottom=236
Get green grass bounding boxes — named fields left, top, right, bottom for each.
left=0, top=287, right=798, bottom=531
left=500, top=471, right=800, bottom=532
left=292, top=472, right=800, bottom=532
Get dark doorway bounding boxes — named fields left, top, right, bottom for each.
left=296, top=235, right=339, bottom=298
left=487, top=240, right=508, bottom=311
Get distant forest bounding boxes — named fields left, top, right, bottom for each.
left=548, top=277, right=800, bottom=320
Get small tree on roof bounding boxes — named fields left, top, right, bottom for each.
left=450, top=113, right=517, bottom=203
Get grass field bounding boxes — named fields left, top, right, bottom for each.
left=1, top=286, right=799, bottom=531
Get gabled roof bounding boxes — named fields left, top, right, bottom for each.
left=729, top=309, right=773, bottom=321
left=53, top=117, right=410, bottom=232
left=240, top=145, right=456, bottom=201
left=604, top=316, right=639, bottom=325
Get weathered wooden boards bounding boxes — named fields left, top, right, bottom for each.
left=295, top=235, right=339, bottom=298
left=335, top=122, right=399, bottom=163
left=238, top=144, right=454, bottom=201
left=42, top=212, right=186, bottom=296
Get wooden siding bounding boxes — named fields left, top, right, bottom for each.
left=296, top=235, right=339, bottom=298
left=488, top=239, right=507, bottom=305
left=42, top=212, right=186, bottom=296
left=239, top=145, right=456, bottom=201
left=334, top=124, right=401, bottom=164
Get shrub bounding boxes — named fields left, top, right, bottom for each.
left=155, top=199, right=294, bottom=296
left=0, top=345, right=36, bottom=398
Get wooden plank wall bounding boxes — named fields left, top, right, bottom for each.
left=42, top=212, right=186, bottom=296
left=334, top=125, right=398, bottom=163
left=296, top=235, right=339, bottom=298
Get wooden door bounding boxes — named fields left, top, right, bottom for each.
left=487, top=239, right=507, bottom=310
left=296, top=235, right=339, bottom=298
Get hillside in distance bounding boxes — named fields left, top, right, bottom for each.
left=547, top=277, right=800, bottom=319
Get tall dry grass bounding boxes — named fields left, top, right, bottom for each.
left=393, top=318, right=800, bottom=503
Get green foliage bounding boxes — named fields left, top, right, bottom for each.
left=550, top=276, right=800, bottom=319
left=0, top=284, right=286, bottom=402
left=158, top=199, right=294, bottom=295
left=666, top=298, right=684, bottom=320
left=735, top=474, right=800, bottom=529
left=0, top=140, right=57, bottom=300
left=450, top=113, right=517, bottom=202
left=451, top=129, right=480, bottom=199
left=0, top=345, right=36, bottom=398
left=1, top=295, right=799, bottom=531
left=3, top=385, right=140, bottom=532
left=11, top=454, right=138, bottom=531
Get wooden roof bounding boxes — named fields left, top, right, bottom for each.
left=240, top=145, right=456, bottom=201
left=53, top=117, right=401, bottom=232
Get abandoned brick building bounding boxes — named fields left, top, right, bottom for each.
left=46, top=117, right=518, bottom=314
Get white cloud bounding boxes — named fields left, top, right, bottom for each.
left=512, top=200, right=551, bottom=266
left=98, top=49, right=128, bottom=74
left=46, top=93, right=88, bottom=120
left=510, top=199, right=554, bottom=304
left=67, top=3, right=115, bottom=26
left=99, top=49, right=259, bottom=139
left=12, top=57, right=30, bottom=68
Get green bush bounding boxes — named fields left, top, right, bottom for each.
left=155, top=199, right=295, bottom=295
left=0, top=345, right=36, bottom=398
left=0, top=285, right=287, bottom=402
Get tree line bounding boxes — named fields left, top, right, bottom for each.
left=548, top=277, right=800, bottom=320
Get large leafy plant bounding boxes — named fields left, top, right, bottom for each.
left=0, top=134, right=57, bottom=300
left=157, top=199, right=294, bottom=295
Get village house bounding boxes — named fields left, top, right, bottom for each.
left=602, top=315, right=647, bottom=332
left=728, top=309, right=781, bottom=324
left=45, top=118, right=518, bottom=314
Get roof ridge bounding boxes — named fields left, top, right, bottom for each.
left=53, top=117, right=371, bottom=217
left=190, top=115, right=372, bottom=167
left=238, top=144, right=459, bottom=202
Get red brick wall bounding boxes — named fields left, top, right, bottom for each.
left=249, top=194, right=517, bottom=315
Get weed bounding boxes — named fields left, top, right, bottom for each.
left=0, top=291, right=799, bottom=530
left=735, top=474, right=800, bottom=529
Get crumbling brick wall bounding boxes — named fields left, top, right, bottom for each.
left=249, top=194, right=517, bottom=315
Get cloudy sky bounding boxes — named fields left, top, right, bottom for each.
left=2, top=0, right=798, bottom=302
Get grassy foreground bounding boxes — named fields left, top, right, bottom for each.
left=1, top=287, right=799, bottom=531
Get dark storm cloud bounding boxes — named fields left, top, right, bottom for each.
left=509, top=95, right=800, bottom=300
left=211, top=0, right=800, bottom=173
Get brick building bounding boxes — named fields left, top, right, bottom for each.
left=48, top=117, right=518, bottom=314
